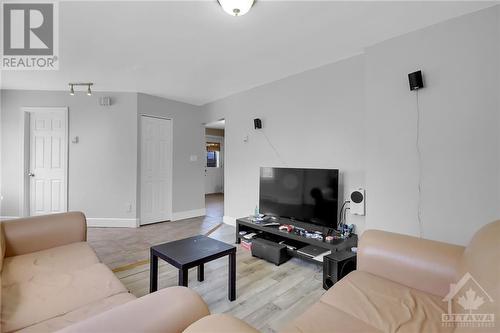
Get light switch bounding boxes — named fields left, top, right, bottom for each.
left=190, top=155, right=198, bottom=162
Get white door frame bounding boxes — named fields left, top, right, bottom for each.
left=20, top=107, right=69, bottom=217
left=138, top=114, right=173, bottom=224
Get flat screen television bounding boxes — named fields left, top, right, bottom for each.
left=259, top=167, right=339, bottom=228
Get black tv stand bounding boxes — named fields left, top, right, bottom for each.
left=235, top=216, right=357, bottom=264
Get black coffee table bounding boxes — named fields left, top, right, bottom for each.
left=149, top=235, right=237, bottom=301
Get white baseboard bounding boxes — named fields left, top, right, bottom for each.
left=0, top=216, right=19, bottom=221
left=87, top=218, right=139, bottom=228
left=171, top=208, right=206, bottom=221
left=223, top=215, right=236, bottom=226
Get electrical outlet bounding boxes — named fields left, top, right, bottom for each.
left=126, top=203, right=132, bottom=213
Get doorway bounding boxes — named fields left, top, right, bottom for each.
left=204, top=119, right=225, bottom=220
left=139, top=115, right=173, bottom=225
left=22, top=107, right=69, bottom=216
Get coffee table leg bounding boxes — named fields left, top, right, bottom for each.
left=228, top=252, right=236, bottom=301
left=150, top=253, right=158, bottom=293
left=179, top=268, right=188, bottom=287
left=197, top=264, right=204, bottom=282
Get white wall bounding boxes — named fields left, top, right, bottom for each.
left=365, top=5, right=500, bottom=245
left=0, top=91, right=207, bottom=225
left=202, top=6, right=500, bottom=245
left=203, top=55, right=367, bottom=231
left=137, top=93, right=205, bottom=217
left=0, top=90, right=139, bottom=225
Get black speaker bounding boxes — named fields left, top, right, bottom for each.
left=254, top=118, right=262, bottom=129
left=251, top=238, right=290, bottom=265
left=323, top=251, right=357, bottom=290
left=408, top=70, right=424, bottom=91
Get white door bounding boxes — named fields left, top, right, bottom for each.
left=140, top=116, right=172, bottom=225
left=29, top=109, right=68, bottom=216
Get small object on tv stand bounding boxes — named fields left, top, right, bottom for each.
left=261, top=222, right=280, bottom=227
left=243, top=232, right=258, bottom=240
left=252, top=238, right=290, bottom=265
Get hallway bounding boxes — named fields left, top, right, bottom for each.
left=205, top=193, right=224, bottom=219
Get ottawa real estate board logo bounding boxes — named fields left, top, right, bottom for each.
left=442, top=273, right=495, bottom=328
left=1, top=1, right=59, bottom=70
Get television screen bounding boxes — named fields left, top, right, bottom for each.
left=259, top=167, right=339, bottom=228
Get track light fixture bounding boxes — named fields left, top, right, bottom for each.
left=68, top=82, right=93, bottom=96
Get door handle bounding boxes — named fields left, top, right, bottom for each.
left=27, top=172, right=35, bottom=177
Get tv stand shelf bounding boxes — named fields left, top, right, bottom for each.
left=236, top=217, right=357, bottom=263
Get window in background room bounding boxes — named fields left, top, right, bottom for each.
left=206, top=142, right=220, bottom=167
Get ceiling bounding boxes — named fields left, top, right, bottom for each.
left=1, top=1, right=497, bottom=105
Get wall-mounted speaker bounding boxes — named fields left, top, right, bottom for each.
left=350, top=188, right=365, bottom=216
left=408, top=70, right=424, bottom=91
left=254, top=118, right=262, bottom=129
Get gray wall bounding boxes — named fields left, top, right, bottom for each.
left=0, top=90, right=138, bottom=220
left=203, top=55, right=367, bottom=231
left=0, top=91, right=206, bottom=223
left=137, top=93, right=205, bottom=214
left=365, top=5, right=500, bottom=245
left=202, top=6, right=500, bottom=245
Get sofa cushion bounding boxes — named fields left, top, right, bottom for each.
left=56, top=287, right=210, bottom=333
left=279, top=301, right=381, bottom=333
left=1, top=242, right=99, bottom=286
left=1, top=263, right=127, bottom=332
left=320, top=270, right=452, bottom=333
left=15, top=292, right=136, bottom=333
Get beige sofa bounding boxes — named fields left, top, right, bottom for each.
left=0, top=212, right=209, bottom=333
left=186, top=220, right=500, bottom=333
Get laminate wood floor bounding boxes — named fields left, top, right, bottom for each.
left=87, top=194, right=224, bottom=269
left=88, top=194, right=325, bottom=333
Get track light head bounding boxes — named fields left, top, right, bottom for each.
left=68, top=82, right=93, bottom=96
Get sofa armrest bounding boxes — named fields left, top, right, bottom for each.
left=357, top=229, right=465, bottom=297
left=57, top=287, right=210, bottom=333
left=1, top=212, right=87, bottom=257
left=183, top=314, right=259, bottom=333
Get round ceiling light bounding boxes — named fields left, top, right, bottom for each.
left=218, top=0, right=255, bottom=17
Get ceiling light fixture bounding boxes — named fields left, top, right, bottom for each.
left=218, top=0, right=255, bottom=17
left=68, top=82, right=93, bottom=96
